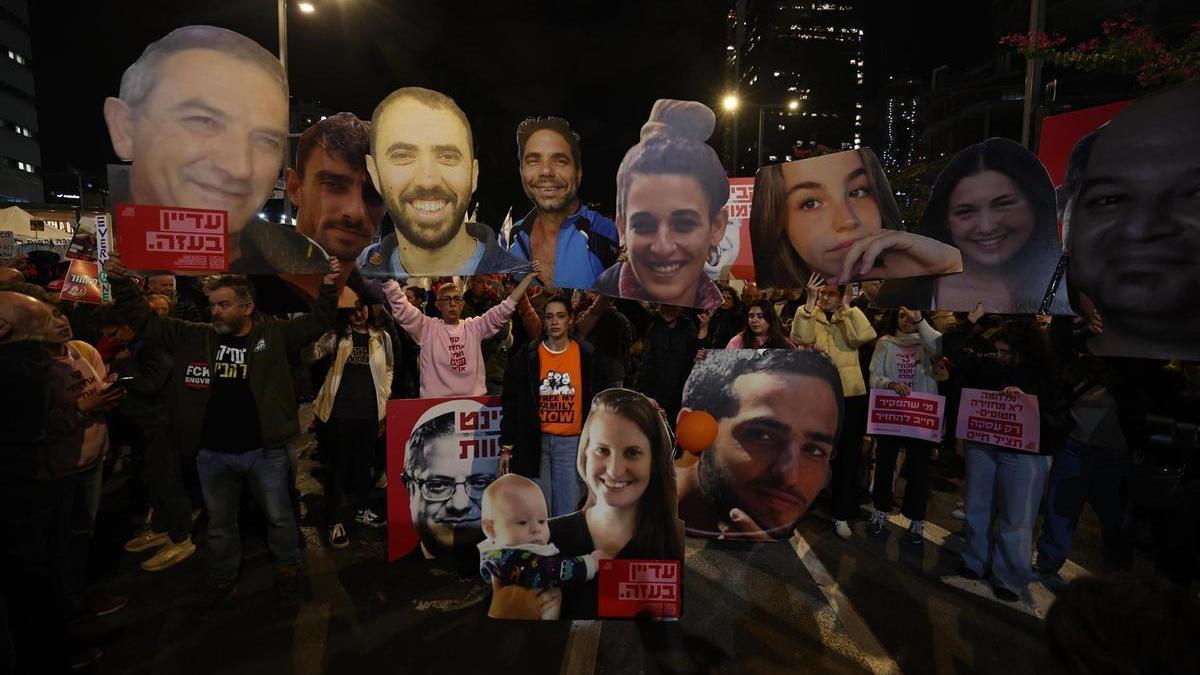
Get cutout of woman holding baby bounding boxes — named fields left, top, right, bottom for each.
left=591, top=99, right=730, bottom=310
left=749, top=148, right=962, bottom=288
left=875, top=138, right=1069, bottom=314
left=483, top=388, right=684, bottom=620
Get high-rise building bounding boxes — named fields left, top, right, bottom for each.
left=726, top=1, right=865, bottom=175
left=881, top=79, right=923, bottom=169
left=0, top=0, right=40, bottom=202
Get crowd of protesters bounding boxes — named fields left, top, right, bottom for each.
left=3, top=244, right=1200, bottom=670
left=2, top=100, right=1198, bottom=673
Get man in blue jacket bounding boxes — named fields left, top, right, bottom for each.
left=501, top=117, right=619, bottom=290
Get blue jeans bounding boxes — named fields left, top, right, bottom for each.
left=961, top=442, right=1052, bottom=592
left=1035, top=438, right=1128, bottom=572
left=196, top=447, right=299, bottom=584
left=535, top=434, right=582, bottom=518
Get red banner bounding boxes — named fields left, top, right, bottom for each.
left=597, top=559, right=681, bottom=619
left=954, top=387, right=1041, bottom=453
left=385, top=396, right=503, bottom=563
left=59, top=259, right=103, bottom=305
left=1037, top=100, right=1133, bottom=187
left=726, top=177, right=756, bottom=281
left=866, top=389, right=945, bottom=442
left=114, top=203, right=229, bottom=273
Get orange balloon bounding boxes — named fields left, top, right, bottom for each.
left=676, top=410, right=718, bottom=455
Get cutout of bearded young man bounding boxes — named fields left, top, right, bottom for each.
left=358, top=87, right=528, bottom=278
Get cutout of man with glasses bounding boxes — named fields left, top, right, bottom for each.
left=402, top=404, right=499, bottom=562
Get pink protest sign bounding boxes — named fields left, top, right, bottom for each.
left=954, top=387, right=1041, bottom=453
left=867, top=389, right=945, bottom=442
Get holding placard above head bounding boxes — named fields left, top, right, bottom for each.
left=749, top=149, right=962, bottom=288
left=591, top=99, right=730, bottom=310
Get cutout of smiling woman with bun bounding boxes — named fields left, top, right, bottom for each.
left=876, top=138, right=1068, bottom=314
left=591, top=99, right=729, bottom=310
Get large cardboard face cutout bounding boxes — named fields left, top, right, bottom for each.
left=103, top=28, right=330, bottom=276
left=592, top=99, right=730, bottom=310
left=500, top=121, right=622, bottom=291
left=677, top=349, right=844, bottom=540
left=358, top=88, right=528, bottom=279
left=875, top=138, right=1067, bottom=314
left=1064, top=81, right=1200, bottom=360
left=387, top=398, right=502, bottom=570
left=750, top=149, right=962, bottom=289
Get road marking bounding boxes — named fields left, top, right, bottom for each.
left=790, top=531, right=905, bottom=675
left=559, top=621, right=601, bottom=675
left=885, top=513, right=1091, bottom=618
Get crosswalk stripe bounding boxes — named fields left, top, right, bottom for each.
left=790, top=531, right=905, bottom=675
left=884, top=513, right=1091, bottom=618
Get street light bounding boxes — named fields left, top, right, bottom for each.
left=787, top=99, right=800, bottom=111
left=722, top=94, right=740, bottom=112
left=277, top=0, right=318, bottom=220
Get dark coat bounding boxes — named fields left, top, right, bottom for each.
left=112, top=275, right=337, bottom=456
left=500, top=339, right=611, bottom=478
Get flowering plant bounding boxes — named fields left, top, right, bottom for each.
left=999, top=14, right=1199, bottom=86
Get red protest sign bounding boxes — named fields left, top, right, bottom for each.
left=725, top=178, right=756, bottom=281
left=385, top=397, right=503, bottom=564
left=954, top=387, right=1041, bottom=453
left=59, top=259, right=103, bottom=305
left=867, top=389, right=945, bottom=442
left=114, top=203, right=229, bottom=273
left=597, top=559, right=681, bottom=619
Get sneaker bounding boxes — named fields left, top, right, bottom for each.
left=328, top=523, right=349, bottom=549
left=905, top=520, right=925, bottom=544
left=195, top=581, right=236, bottom=622
left=374, top=471, right=388, bottom=489
left=833, top=519, right=852, bottom=540
left=354, top=507, right=387, bottom=528
left=90, top=594, right=129, bottom=618
left=957, top=563, right=983, bottom=581
left=124, top=527, right=170, bottom=553
left=867, top=510, right=887, bottom=535
left=274, top=566, right=301, bottom=609
left=951, top=508, right=966, bottom=520
left=141, top=537, right=197, bottom=572
left=991, top=583, right=1019, bottom=602
left=70, top=645, right=104, bottom=670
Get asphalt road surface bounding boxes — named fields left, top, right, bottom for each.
left=78, top=414, right=1133, bottom=675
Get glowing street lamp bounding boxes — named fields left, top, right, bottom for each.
left=297, top=1, right=316, bottom=12
left=722, top=94, right=740, bottom=112
left=787, top=99, right=800, bottom=111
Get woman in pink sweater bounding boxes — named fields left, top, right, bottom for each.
left=383, top=262, right=541, bottom=397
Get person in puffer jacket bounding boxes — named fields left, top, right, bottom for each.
left=791, top=274, right=877, bottom=540
left=866, top=308, right=942, bottom=544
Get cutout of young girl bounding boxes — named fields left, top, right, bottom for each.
left=547, top=388, right=685, bottom=620
left=591, top=100, right=730, bottom=310
left=876, top=138, right=1068, bottom=314
left=750, top=148, right=962, bottom=288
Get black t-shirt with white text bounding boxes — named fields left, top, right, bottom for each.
left=201, top=335, right=264, bottom=453
left=330, top=331, right=377, bottom=420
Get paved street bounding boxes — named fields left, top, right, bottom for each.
left=78, top=414, right=1131, bottom=675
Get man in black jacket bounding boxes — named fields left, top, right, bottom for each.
left=635, top=304, right=699, bottom=425
left=105, top=254, right=339, bottom=617
left=499, top=294, right=612, bottom=516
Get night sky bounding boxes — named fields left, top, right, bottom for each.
left=24, top=0, right=1091, bottom=223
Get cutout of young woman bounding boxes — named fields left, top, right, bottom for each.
left=750, top=148, right=961, bottom=288
left=592, top=100, right=729, bottom=310
left=876, top=138, right=1067, bottom=314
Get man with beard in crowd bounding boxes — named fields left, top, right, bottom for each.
left=501, top=116, right=619, bottom=290
left=676, top=349, right=843, bottom=540
left=105, top=254, right=339, bottom=618
left=146, top=273, right=204, bottom=322
left=358, top=87, right=527, bottom=278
